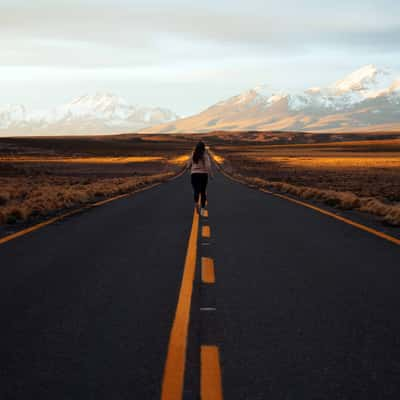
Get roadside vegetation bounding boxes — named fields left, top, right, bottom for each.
left=0, top=135, right=192, bottom=227
left=212, top=139, right=400, bottom=226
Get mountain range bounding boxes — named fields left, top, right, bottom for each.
left=144, top=65, right=400, bottom=133
left=0, top=93, right=178, bottom=136
left=0, top=65, right=399, bottom=136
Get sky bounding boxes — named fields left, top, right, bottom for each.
left=0, top=0, right=399, bottom=116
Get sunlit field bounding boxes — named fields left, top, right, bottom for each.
left=0, top=135, right=193, bottom=227
left=213, top=138, right=400, bottom=225
left=262, top=156, right=400, bottom=169
left=0, top=156, right=164, bottom=163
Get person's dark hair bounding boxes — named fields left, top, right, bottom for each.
left=193, top=141, right=205, bottom=163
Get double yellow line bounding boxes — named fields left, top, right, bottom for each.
left=161, top=209, right=223, bottom=400
left=0, top=168, right=223, bottom=398
left=161, top=210, right=199, bottom=399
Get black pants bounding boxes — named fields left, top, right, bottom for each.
left=191, top=173, right=208, bottom=208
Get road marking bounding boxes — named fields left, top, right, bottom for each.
left=215, top=162, right=400, bottom=247
left=201, top=257, right=215, bottom=284
left=201, top=345, right=224, bottom=400
left=202, top=225, right=211, bottom=238
left=161, top=208, right=199, bottom=400
left=0, top=166, right=191, bottom=247
left=0, top=180, right=169, bottom=246
left=200, top=307, right=216, bottom=311
left=202, top=210, right=209, bottom=218
left=0, top=208, right=86, bottom=246
left=267, top=191, right=400, bottom=246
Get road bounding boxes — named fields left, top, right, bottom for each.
left=0, top=170, right=400, bottom=399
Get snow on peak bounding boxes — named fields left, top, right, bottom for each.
left=65, top=92, right=131, bottom=117
left=306, top=87, right=322, bottom=94
left=287, top=65, right=400, bottom=111
left=0, top=92, right=179, bottom=132
left=330, top=64, right=390, bottom=93
left=0, top=104, right=26, bottom=115
left=363, top=78, right=400, bottom=100
left=253, top=84, right=273, bottom=97
left=222, top=84, right=288, bottom=108
left=236, top=89, right=258, bottom=104
left=0, top=104, right=27, bottom=128
left=216, top=88, right=265, bottom=107
left=71, top=92, right=128, bottom=106
left=267, top=94, right=287, bottom=105
left=224, top=65, right=400, bottom=114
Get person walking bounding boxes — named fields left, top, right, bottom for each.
left=187, top=141, right=214, bottom=216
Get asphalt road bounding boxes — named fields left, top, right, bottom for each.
left=1, top=170, right=400, bottom=399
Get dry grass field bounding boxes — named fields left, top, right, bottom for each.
left=0, top=135, right=193, bottom=227
left=212, top=138, right=400, bottom=226
left=3, top=132, right=400, bottom=228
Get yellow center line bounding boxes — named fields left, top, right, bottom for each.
left=203, top=210, right=209, bottom=218
left=161, top=208, right=199, bottom=400
left=201, top=257, right=215, bottom=284
left=202, top=225, right=211, bottom=238
left=201, top=345, right=224, bottom=400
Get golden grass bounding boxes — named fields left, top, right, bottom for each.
left=226, top=173, right=400, bottom=226
left=213, top=139, right=400, bottom=226
left=0, top=155, right=191, bottom=167
left=0, top=153, right=189, bottom=226
left=0, top=156, right=164, bottom=164
left=169, top=155, right=191, bottom=165
left=296, top=138, right=400, bottom=148
left=0, top=136, right=194, bottom=227
left=212, top=154, right=225, bottom=164
left=264, top=156, right=400, bottom=168
left=0, top=173, right=174, bottom=225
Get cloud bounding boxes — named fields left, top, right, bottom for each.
left=0, top=0, right=399, bottom=114
left=0, top=0, right=399, bottom=69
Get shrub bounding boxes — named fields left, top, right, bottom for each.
left=0, top=172, right=175, bottom=227
left=226, top=170, right=400, bottom=226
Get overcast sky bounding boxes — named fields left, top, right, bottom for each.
left=0, top=0, right=399, bottom=115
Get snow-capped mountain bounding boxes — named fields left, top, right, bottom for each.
left=2, top=66, right=399, bottom=136
left=144, top=65, right=400, bottom=133
left=0, top=93, right=178, bottom=136
left=0, top=105, right=27, bottom=129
